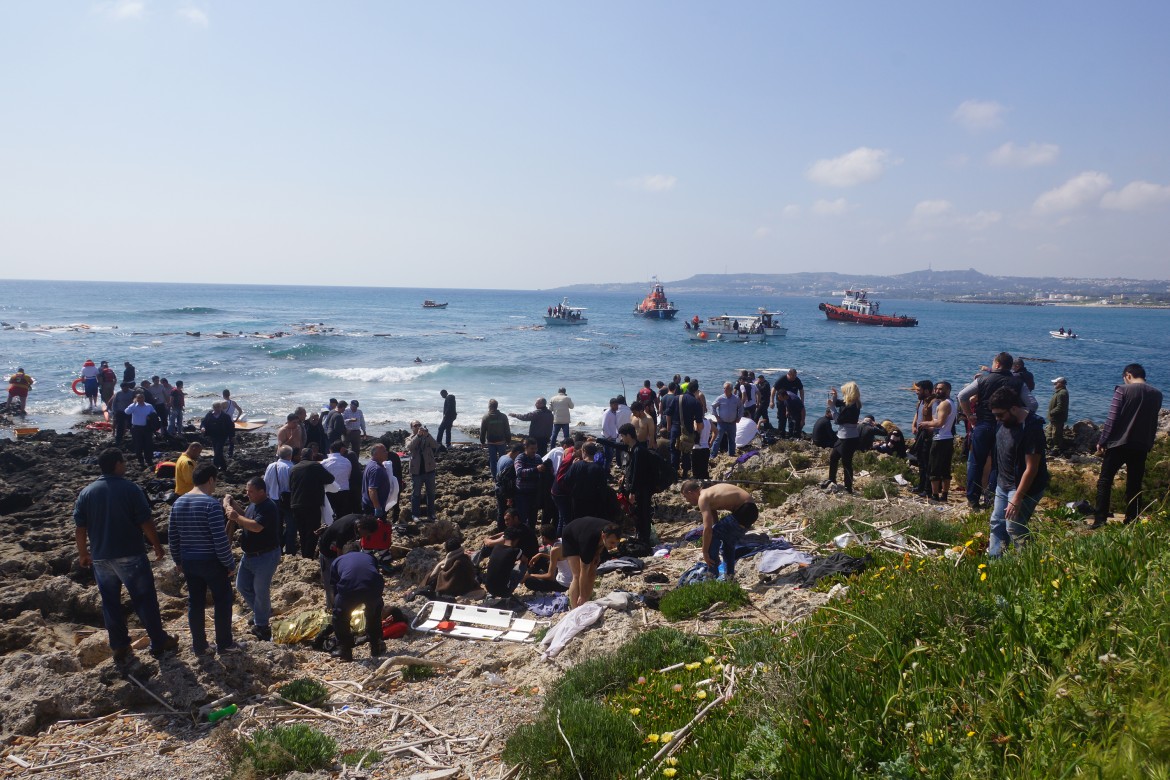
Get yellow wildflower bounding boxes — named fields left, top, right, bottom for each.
left=978, top=563, right=987, bottom=570
left=1051, top=579, right=1061, bottom=589
left=704, top=656, right=715, bottom=664
left=696, top=691, right=708, bottom=700
left=666, top=757, right=679, bottom=766
left=629, top=708, right=641, bottom=716
left=662, top=732, right=674, bottom=742
left=980, top=572, right=987, bottom=582
left=663, top=770, right=678, bottom=778
left=967, top=730, right=976, bottom=737
left=646, top=734, right=660, bottom=743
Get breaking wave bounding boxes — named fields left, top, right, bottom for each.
left=307, top=363, right=447, bottom=383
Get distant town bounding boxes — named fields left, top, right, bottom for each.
left=551, top=269, right=1170, bottom=306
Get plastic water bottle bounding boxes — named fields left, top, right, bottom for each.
left=717, top=561, right=727, bottom=578
left=207, top=704, right=238, bottom=723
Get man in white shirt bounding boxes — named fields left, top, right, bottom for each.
left=600, top=398, right=621, bottom=471
left=322, top=441, right=354, bottom=517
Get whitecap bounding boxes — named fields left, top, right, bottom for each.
left=308, top=363, right=448, bottom=383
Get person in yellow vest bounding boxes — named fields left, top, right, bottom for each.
left=174, top=442, right=203, bottom=496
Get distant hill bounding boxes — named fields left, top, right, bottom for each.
left=548, top=270, right=1170, bottom=300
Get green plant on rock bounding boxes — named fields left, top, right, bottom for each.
left=660, top=579, right=749, bottom=621
left=234, top=724, right=336, bottom=778
left=340, top=749, right=382, bottom=767
left=401, top=664, right=436, bottom=682
left=277, top=677, right=329, bottom=706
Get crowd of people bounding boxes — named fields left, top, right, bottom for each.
left=62, top=356, right=1163, bottom=667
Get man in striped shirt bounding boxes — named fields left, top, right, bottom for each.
left=170, top=463, right=239, bottom=654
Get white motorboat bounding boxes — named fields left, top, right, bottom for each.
left=689, top=328, right=767, bottom=343
left=544, top=298, right=588, bottom=326
left=1050, top=330, right=1079, bottom=339
left=701, top=309, right=788, bottom=337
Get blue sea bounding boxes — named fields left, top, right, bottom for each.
left=2, top=279, right=1167, bottom=438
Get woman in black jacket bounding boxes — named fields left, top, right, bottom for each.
left=823, top=381, right=862, bottom=493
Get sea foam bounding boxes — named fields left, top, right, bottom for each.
left=308, top=363, right=448, bottom=383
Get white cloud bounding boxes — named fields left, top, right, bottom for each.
left=952, top=99, right=1005, bottom=131
left=781, top=204, right=802, bottom=219
left=811, top=198, right=850, bottom=216
left=911, top=199, right=953, bottom=222
left=1033, top=171, right=1113, bottom=215
left=753, top=226, right=771, bottom=239
left=1100, top=180, right=1170, bottom=211
left=910, top=199, right=1000, bottom=231
left=620, top=174, right=677, bottom=193
left=177, top=6, right=209, bottom=27
left=806, top=147, right=894, bottom=188
left=95, top=0, right=145, bottom=19
left=988, top=141, right=1060, bottom=167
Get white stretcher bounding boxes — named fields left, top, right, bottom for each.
left=410, top=601, right=537, bottom=642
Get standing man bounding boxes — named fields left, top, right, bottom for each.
left=548, top=387, right=575, bottom=449
left=125, top=391, right=159, bottom=469
left=122, top=361, right=136, bottom=386
left=74, top=448, right=178, bottom=664
left=223, top=477, right=280, bottom=641
left=600, top=398, right=621, bottom=470
left=480, top=399, right=512, bottom=478
left=109, top=382, right=135, bottom=445
left=711, top=382, right=742, bottom=458
left=277, top=413, right=304, bottom=453
left=630, top=400, right=657, bottom=450
left=147, top=378, right=169, bottom=436
left=98, top=361, right=118, bottom=407
left=510, top=398, right=554, bottom=457
left=1047, top=377, right=1069, bottom=455
left=221, top=389, right=244, bottom=458
left=619, top=424, right=655, bottom=540
left=200, top=402, right=234, bottom=470
left=170, top=464, right=238, bottom=654
left=957, top=352, right=1037, bottom=510
left=754, top=374, right=772, bottom=428
left=264, top=445, right=296, bottom=556
left=637, top=380, right=659, bottom=429
left=436, top=390, right=457, bottom=450
left=174, top=442, right=202, bottom=497
left=512, top=437, right=545, bottom=528
left=407, top=421, right=439, bottom=521
left=909, top=380, right=935, bottom=497
left=345, top=400, right=366, bottom=455
left=919, top=382, right=957, bottom=502
left=1091, top=364, right=1163, bottom=528
left=676, top=381, right=704, bottom=479
left=680, top=481, right=758, bottom=580
left=324, top=400, right=348, bottom=446
left=986, top=388, right=1049, bottom=557
left=168, top=380, right=186, bottom=437
left=289, top=451, right=335, bottom=558
left=322, top=440, right=354, bottom=517
left=81, top=359, right=101, bottom=411
left=362, top=443, right=400, bottom=521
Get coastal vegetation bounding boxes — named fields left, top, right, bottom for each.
left=504, top=467, right=1170, bottom=778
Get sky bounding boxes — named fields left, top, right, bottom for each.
left=1, top=2, right=1168, bottom=289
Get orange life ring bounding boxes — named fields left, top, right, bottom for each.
left=71, top=378, right=86, bottom=395
left=698, top=331, right=707, bottom=340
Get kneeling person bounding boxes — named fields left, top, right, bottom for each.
left=681, top=481, right=758, bottom=580
left=330, top=542, right=385, bottom=661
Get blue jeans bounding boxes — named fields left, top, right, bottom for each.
left=988, top=484, right=1044, bottom=557
left=92, top=554, right=168, bottom=651
left=713, top=421, right=736, bottom=456
left=168, top=408, right=183, bottom=436
left=965, top=421, right=997, bottom=505
left=550, top=423, right=570, bottom=450
left=181, top=558, right=235, bottom=651
left=707, top=516, right=746, bottom=579
left=236, top=547, right=280, bottom=629
left=412, top=470, right=437, bottom=520
left=486, top=444, right=506, bottom=478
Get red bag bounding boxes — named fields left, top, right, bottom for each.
left=382, top=620, right=408, bottom=639
left=361, top=519, right=393, bottom=551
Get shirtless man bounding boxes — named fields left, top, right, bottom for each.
left=680, top=480, right=759, bottom=579
left=277, top=413, right=304, bottom=453
left=630, top=401, right=658, bottom=449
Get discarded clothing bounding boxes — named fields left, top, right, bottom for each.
left=755, top=549, right=814, bottom=574
left=541, top=602, right=606, bottom=659
left=733, top=538, right=794, bottom=560
left=682, top=526, right=704, bottom=542
left=773, top=552, right=872, bottom=589
left=677, top=561, right=715, bottom=587
left=596, top=556, right=646, bottom=575
left=524, top=592, right=571, bottom=617
left=618, top=538, right=655, bottom=558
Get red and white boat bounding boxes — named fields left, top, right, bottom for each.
left=633, top=277, right=678, bottom=320
left=818, top=290, right=917, bottom=327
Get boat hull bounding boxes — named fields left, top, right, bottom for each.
left=544, top=317, right=589, bottom=326
left=819, top=303, right=917, bottom=327
left=690, top=331, right=767, bottom=343
left=1049, top=331, right=1077, bottom=339
left=635, top=307, right=678, bottom=320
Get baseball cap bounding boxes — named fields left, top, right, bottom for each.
left=1051, top=377, right=1066, bottom=384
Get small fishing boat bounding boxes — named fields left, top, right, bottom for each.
left=422, top=300, right=449, bottom=309
left=818, top=290, right=917, bottom=327
left=688, top=328, right=767, bottom=344
left=633, top=278, right=678, bottom=320
left=1050, top=330, right=1079, bottom=340
left=695, top=310, right=787, bottom=338
left=544, top=298, right=588, bottom=326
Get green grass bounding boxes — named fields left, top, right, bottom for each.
left=233, top=724, right=336, bottom=778
left=855, top=450, right=908, bottom=478
left=277, top=678, right=328, bottom=706
left=505, top=473, right=1170, bottom=778
left=401, top=664, right=436, bottom=682
left=751, top=464, right=820, bottom=505
left=802, top=502, right=874, bottom=544
left=659, top=579, right=750, bottom=621
left=340, top=749, right=381, bottom=767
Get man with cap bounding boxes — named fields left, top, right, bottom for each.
left=1047, top=377, right=1069, bottom=455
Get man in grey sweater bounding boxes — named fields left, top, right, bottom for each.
left=1091, top=363, right=1163, bottom=528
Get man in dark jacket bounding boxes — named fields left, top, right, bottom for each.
left=436, top=389, right=457, bottom=450
left=329, top=541, right=385, bottom=661
left=1091, top=364, right=1163, bottom=528
left=510, top=399, right=554, bottom=456
left=620, top=424, right=656, bottom=541
left=1047, top=377, right=1069, bottom=454
left=563, top=441, right=608, bottom=521
left=288, top=455, right=335, bottom=558
left=200, top=402, right=235, bottom=470
left=512, top=437, right=545, bottom=527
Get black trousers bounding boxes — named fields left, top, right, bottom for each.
left=333, top=588, right=383, bottom=651
left=691, top=448, right=710, bottom=480
left=1095, top=444, right=1149, bottom=522
left=292, top=505, right=321, bottom=558
left=131, top=425, right=153, bottom=466
left=829, top=437, right=860, bottom=490
left=914, top=432, right=934, bottom=490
